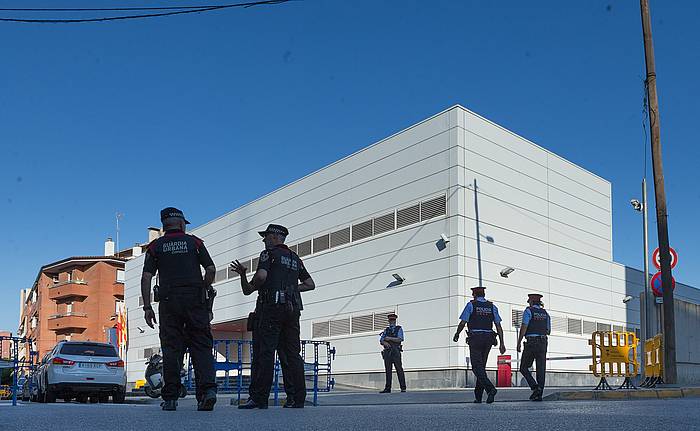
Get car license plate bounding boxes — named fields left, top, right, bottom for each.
left=79, top=362, right=100, bottom=369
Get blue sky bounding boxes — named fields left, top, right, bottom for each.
left=1, top=0, right=698, bottom=332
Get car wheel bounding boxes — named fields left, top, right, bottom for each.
left=77, top=394, right=88, bottom=403
left=63, top=396, right=72, bottom=403
left=89, top=395, right=98, bottom=403
left=112, top=389, right=126, bottom=404
left=99, top=394, right=109, bottom=403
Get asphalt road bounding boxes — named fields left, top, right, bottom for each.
left=2, top=396, right=698, bottom=431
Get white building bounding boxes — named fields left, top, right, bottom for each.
left=124, top=105, right=700, bottom=388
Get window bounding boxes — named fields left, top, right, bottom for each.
left=396, top=204, right=420, bottom=228
left=66, top=303, right=73, bottom=314
left=583, top=320, right=596, bottom=335
left=373, top=212, right=395, bottom=235
left=116, top=269, right=125, bottom=282
left=313, top=234, right=330, bottom=253
left=297, top=240, right=311, bottom=257
left=352, top=220, right=373, bottom=241
left=60, top=343, right=117, bottom=357
left=312, top=321, right=329, bottom=338
left=567, top=318, right=582, bottom=335
left=421, top=195, right=447, bottom=221
left=330, top=227, right=350, bottom=248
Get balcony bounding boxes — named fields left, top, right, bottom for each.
left=48, top=281, right=88, bottom=301
left=113, top=282, right=124, bottom=299
left=48, top=312, right=88, bottom=333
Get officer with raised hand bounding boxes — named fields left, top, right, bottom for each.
left=379, top=313, right=407, bottom=393
left=141, top=207, right=217, bottom=412
left=517, top=293, right=550, bottom=401
left=230, top=224, right=315, bottom=409
left=452, top=286, right=506, bottom=404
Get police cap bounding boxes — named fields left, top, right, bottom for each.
left=470, top=286, right=486, bottom=295
left=387, top=313, right=398, bottom=320
left=258, top=224, right=289, bottom=237
left=528, top=293, right=544, bottom=300
left=160, top=207, right=190, bottom=224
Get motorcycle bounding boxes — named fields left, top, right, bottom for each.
left=143, top=354, right=187, bottom=399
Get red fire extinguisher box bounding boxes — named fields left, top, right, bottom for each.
left=497, top=355, right=512, bottom=387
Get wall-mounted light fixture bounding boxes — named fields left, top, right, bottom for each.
left=500, top=267, right=515, bottom=278
left=391, top=273, right=405, bottom=283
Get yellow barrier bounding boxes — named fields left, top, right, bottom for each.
left=134, top=379, right=147, bottom=390
left=641, top=333, right=664, bottom=387
left=589, top=331, right=639, bottom=390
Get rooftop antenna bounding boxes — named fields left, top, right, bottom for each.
left=116, top=212, right=124, bottom=255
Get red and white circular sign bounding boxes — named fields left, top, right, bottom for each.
left=652, top=247, right=678, bottom=270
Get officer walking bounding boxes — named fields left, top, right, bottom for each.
left=141, top=207, right=218, bottom=411
left=517, top=293, right=550, bottom=401
left=379, top=313, right=407, bottom=393
left=452, top=286, right=506, bottom=404
left=230, top=224, right=315, bottom=409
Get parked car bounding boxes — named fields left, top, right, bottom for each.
left=36, top=341, right=126, bottom=403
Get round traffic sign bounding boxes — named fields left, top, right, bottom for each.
left=651, top=271, right=676, bottom=297
left=652, top=247, right=678, bottom=270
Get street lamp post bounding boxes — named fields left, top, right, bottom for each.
left=631, top=178, right=652, bottom=375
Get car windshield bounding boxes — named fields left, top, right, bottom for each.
left=59, top=343, right=117, bottom=357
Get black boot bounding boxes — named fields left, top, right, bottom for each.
left=197, top=389, right=217, bottom=411
left=379, top=388, right=391, bottom=394
left=238, top=399, right=268, bottom=409
left=161, top=400, right=177, bottom=411
left=486, top=388, right=497, bottom=404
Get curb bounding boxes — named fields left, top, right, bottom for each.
left=544, top=387, right=699, bottom=402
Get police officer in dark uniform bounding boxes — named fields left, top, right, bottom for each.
left=453, top=286, right=506, bottom=404
left=379, top=313, right=406, bottom=393
left=517, top=293, right=551, bottom=401
left=230, top=224, right=315, bottom=409
left=141, top=207, right=218, bottom=411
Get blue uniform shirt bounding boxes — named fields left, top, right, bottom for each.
left=379, top=325, right=404, bottom=343
left=459, top=297, right=502, bottom=332
left=522, top=304, right=551, bottom=337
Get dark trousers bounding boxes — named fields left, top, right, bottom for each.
left=158, top=292, right=216, bottom=401
left=382, top=348, right=406, bottom=390
left=249, top=305, right=306, bottom=405
left=468, top=332, right=496, bottom=399
left=520, top=337, right=547, bottom=391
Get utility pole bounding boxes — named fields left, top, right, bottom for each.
left=640, top=0, right=676, bottom=384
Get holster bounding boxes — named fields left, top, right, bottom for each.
left=153, top=285, right=160, bottom=302
left=247, top=311, right=257, bottom=331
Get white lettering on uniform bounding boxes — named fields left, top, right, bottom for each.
left=163, top=241, right=188, bottom=254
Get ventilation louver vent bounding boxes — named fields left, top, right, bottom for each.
left=397, top=204, right=420, bottom=228
left=351, top=314, right=374, bottom=333
left=312, top=321, right=329, bottom=338
left=596, top=322, right=611, bottom=332
left=421, top=195, right=447, bottom=221
left=352, top=220, right=373, bottom=241
left=329, top=318, right=350, bottom=337
left=583, top=321, right=597, bottom=335
left=567, top=318, right=582, bottom=335
left=373, top=212, right=395, bottom=235
left=512, top=309, right=524, bottom=328
left=313, top=234, right=330, bottom=253
left=297, top=240, right=312, bottom=257
left=373, top=311, right=395, bottom=330
left=551, top=316, right=568, bottom=333
left=330, top=227, right=351, bottom=248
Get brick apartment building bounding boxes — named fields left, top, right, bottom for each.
left=0, top=330, right=11, bottom=360
left=18, top=239, right=130, bottom=360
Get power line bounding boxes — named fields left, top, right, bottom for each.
left=0, top=0, right=292, bottom=23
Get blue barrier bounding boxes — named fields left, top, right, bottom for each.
left=0, top=336, right=38, bottom=407
left=185, top=338, right=335, bottom=406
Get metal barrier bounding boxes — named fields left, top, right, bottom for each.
left=589, top=331, right=639, bottom=390
left=640, top=333, right=664, bottom=388
left=185, top=338, right=335, bottom=406
left=0, top=335, right=38, bottom=406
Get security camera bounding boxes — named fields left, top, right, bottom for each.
left=440, top=234, right=450, bottom=244
left=500, top=267, right=515, bottom=278
left=622, top=296, right=634, bottom=304
left=137, top=326, right=146, bottom=334
left=630, top=199, right=643, bottom=211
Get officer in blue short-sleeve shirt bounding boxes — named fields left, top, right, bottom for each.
left=517, top=293, right=551, bottom=401
left=453, top=286, right=506, bottom=404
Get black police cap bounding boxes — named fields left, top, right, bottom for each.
left=258, top=224, right=289, bottom=237
left=160, top=207, right=191, bottom=224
